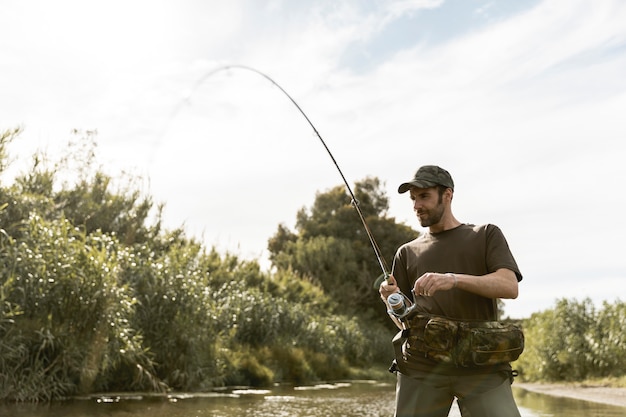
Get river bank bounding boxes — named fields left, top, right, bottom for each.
left=516, top=382, right=626, bottom=408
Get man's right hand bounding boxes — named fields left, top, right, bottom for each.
left=379, top=274, right=400, bottom=301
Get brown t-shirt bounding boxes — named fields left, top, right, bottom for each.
left=391, top=223, right=522, bottom=375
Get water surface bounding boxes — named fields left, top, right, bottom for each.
left=2, top=380, right=625, bottom=417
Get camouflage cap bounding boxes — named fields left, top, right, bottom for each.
left=398, top=165, right=454, bottom=194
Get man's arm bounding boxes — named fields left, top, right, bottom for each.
left=414, top=268, right=519, bottom=299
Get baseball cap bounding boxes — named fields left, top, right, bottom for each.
left=398, top=165, right=454, bottom=194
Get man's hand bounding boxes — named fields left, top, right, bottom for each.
left=379, top=274, right=400, bottom=301
left=379, top=275, right=406, bottom=330
left=413, top=272, right=457, bottom=297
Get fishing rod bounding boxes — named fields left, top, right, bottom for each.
left=176, top=64, right=415, bottom=318
left=223, top=65, right=391, bottom=275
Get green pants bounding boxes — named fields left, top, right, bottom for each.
left=395, top=370, right=521, bottom=417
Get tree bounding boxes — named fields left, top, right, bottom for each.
left=516, top=298, right=599, bottom=381
left=267, top=177, right=418, bottom=323
left=0, top=128, right=398, bottom=401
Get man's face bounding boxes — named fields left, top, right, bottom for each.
left=409, top=186, right=445, bottom=227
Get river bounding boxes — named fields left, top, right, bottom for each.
left=1, top=380, right=625, bottom=417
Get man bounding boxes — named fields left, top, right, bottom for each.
left=380, top=165, right=523, bottom=417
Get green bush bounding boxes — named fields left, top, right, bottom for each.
left=0, top=128, right=397, bottom=402
left=516, top=298, right=626, bottom=382
left=591, top=300, right=626, bottom=376
left=0, top=215, right=160, bottom=401
left=116, top=238, right=226, bottom=391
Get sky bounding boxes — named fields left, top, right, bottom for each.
left=1, top=0, right=625, bottom=319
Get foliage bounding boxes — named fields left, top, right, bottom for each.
left=0, top=127, right=19, bottom=174
left=516, top=298, right=626, bottom=382
left=267, top=178, right=418, bottom=324
left=8, top=127, right=625, bottom=403
left=0, top=128, right=396, bottom=402
left=0, top=215, right=161, bottom=402
left=115, top=238, right=224, bottom=391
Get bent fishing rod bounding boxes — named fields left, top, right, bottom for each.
left=181, top=64, right=392, bottom=282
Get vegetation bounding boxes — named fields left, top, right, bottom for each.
left=267, top=176, right=417, bottom=326
left=515, top=298, right=626, bottom=382
left=0, top=128, right=397, bottom=402
left=1, top=127, right=625, bottom=403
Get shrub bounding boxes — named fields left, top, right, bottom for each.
left=516, top=298, right=626, bottom=381
left=0, top=215, right=160, bottom=401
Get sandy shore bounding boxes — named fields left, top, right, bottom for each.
left=515, top=382, right=626, bottom=408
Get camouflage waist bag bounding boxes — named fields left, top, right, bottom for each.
left=405, top=315, right=524, bottom=367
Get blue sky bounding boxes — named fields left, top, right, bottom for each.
left=1, top=0, right=625, bottom=318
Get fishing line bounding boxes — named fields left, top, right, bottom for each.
left=174, top=64, right=391, bottom=280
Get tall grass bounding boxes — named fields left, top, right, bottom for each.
left=0, top=215, right=161, bottom=401
left=0, top=212, right=395, bottom=402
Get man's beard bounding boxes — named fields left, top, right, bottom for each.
left=417, top=203, right=444, bottom=227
